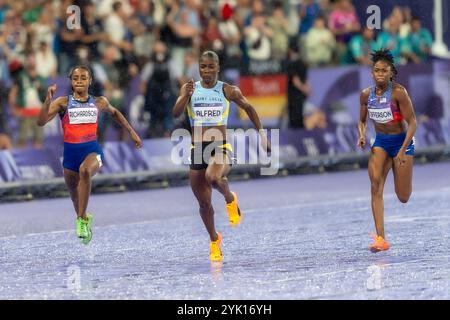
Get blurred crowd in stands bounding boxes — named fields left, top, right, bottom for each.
left=0, top=0, right=435, bottom=149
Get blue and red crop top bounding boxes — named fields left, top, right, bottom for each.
left=367, top=83, right=404, bottom=124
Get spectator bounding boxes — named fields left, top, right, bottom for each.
left=244, top=13, right=273, bottom=61
left=1, top=9, right=27, bottom=60
left=318, top=0, right=332, bottom=22
left=0, top=43, right=11, bottom=144
left=267, top=1, right=291, bottom=60
left=80, top=0, right=110, bottom=62
left=166, top=1, right=201, bottom=75
left=299, top=0, right=322, bottom=34
left=349, top=26, right=378, bottom=66
left=377, top=16, right=407, bottom=64
left=406, top=16, right=433, bottom=63
left=201, top=13, right=223, bottom=53
left=217, top=2, right=242, bottom=72
left=328, top=0, right=360, bottom=64
left=95, top=0, right=134, bottom=19
left=56, top=0, right=83, bottom=74
left=243, top=0, right=265, bottom=27
left=35, top=41, right=57, bottom=78
left=180, top=49, right=200, bottom=85
left=304, top=16, right=336, bottom=67
left=286, top=40, right=310, bottom=129
left=175, top=49, right=200, bottom=131
left=0, top=0, right=10, bottom=24
left=8, top=56, right=47, bottom=148
left=233, top=0, right=252, bottom=29
left=0, top=28, right=13, bottom=81
left=30, top=2, right=55, bottom=51
left=92, top=45, right=127, bottom=142
left=140, top=41, right=177, bottom=138
left=383, top=6, right=411, bottom=38
left=400, top=6, right=412, bottom=38
left=21, top=0, right=45, bottom=25
left=130, top=0, right=157, bottom=66
left=103, top=1, right=134, bottom=56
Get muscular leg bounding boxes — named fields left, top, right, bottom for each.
left=77, top=153, right=101, bottom=220
left=205, top=153, right=234, bottom=204
left=392, top=156, right=413, bottom=203
left=368, top=147, right=392, bottom=238
left=64, top=168, right=80, bottom=216
left=190, top=169, right=218, bottom=241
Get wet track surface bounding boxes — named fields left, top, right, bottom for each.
left=0, top=162, right=449, bottom=299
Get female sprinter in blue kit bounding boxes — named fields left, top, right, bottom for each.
left=358, top=49, right=417, bottom=252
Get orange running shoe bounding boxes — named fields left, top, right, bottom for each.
left=226, top=192, right=242, bottom=226
left=369, top=234, right=390, bottom=253
left=210, top=232, right=223, bottom=261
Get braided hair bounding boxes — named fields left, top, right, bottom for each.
left=371, top=48, right=397, bottom=81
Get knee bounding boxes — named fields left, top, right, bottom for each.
left=79, top=166, right=93, bottom=180
left=205, top=172, right=221, bottom=188
left=198, top=200, right=212, bottom=211
left=370, top=177, right=383, bottom=195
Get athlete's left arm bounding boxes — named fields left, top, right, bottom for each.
left=96, top=97, right=142, bottom=149
left=224, top=84, right=271, bottom=153
left=395, top=85, right=417, bottom=164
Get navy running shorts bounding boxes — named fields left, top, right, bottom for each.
left=63, top=140, right=104, bottom=172
left=371, top=132, right=415, bottom=158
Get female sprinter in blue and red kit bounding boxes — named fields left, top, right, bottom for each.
left=173, top=51, right=270, bottom=261
left=358, top=49, right=416, bottom=252
left=37, top=66, right=142, bottom=244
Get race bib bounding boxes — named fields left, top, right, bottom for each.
left=368, top=107, right=394, bottom=124
left=68, top=107, right=98, bottom=124
left=193, top=103, right=223, bottom=123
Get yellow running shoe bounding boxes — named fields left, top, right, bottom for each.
left=226, top=192, right=241, bottom=226
left=210, top=233, right=223, bottom=261
left=369, top=234, right=390, bottom=253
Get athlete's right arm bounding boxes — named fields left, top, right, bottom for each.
left=357, top=88, right=370, bottom=148
left=172, top=79, right=194, bottom=118
left=37, top=85, right=66, bottom=126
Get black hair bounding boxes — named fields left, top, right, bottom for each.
left=68, top=65, right=93, bottom=94
left=371, top=48, right=398, bottom=80
left=112, top=1, right=122, bottom=12
left=200, top=51, right=220, bottom=64
left=68, top=65, right=93, bottom=80
left=272, top=0, right=283, bottom=9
